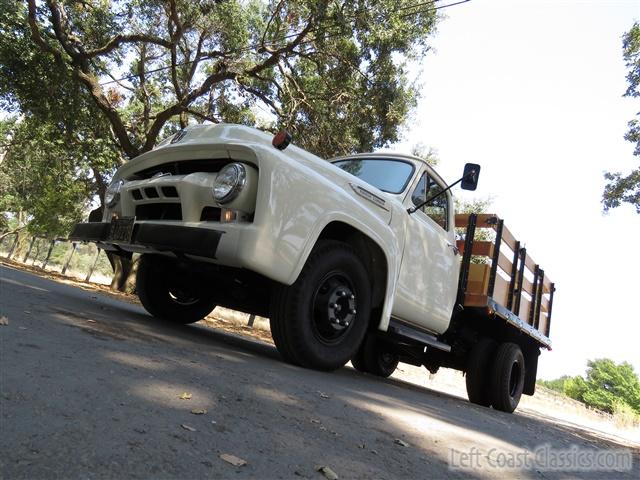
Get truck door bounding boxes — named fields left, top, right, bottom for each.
left=393, top=170, right=460, bottom=334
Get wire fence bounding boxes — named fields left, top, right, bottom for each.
left=0, top=230, right=266, bottom=329
left=0, top=231, right=114, bottom=285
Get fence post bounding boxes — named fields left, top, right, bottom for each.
left=31, top=238, right=42, bottom=265
left=7, top=234, right=19, bottom=259
left=85, top=248, right=101, bottom=282
left=42, top=239, right=56, bottom=270
left=23, top=236, right=36, bottom=262
left=61, top=242, right=77, bottom=275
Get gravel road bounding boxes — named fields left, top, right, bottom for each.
left=1, top=263, right=638, bottom=479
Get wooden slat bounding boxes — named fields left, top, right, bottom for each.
left=538, top=313, right=549, bottom=336
left=456, top=240, right=494, bottom=257
left=522, top=276, right=534, bottom=296
left=500, top=224, right=517, bottom=250
left=493, top=275, right=510, bottom=306
left=524, top=253, right=536, bottom=273
left=466, top=263, right=490, bottom=295
left=463, top=293, right=489, bottom=307
left=543, top=276, right=553, bottom=294
left=519, top=297, right=532, bottom=323
left=454, top=213, right=500, bottom=228
left=497, top=251, right=513, bottom=276
left=541, top=295, right=549, bottom=312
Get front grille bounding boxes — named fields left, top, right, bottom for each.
left=129, top=186, right=180, bottom=201
left=128, top=159, right=231, bottom=180
left=144, top=187, right=159, bottom=198
left=136, top=203, right=182, bottom=221
left=161, top=186, right=179, bottom=198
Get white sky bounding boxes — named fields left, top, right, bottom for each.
left=393, top=0, right=640, bottom=379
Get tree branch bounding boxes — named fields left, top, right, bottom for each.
left=86, top=34, right=173, bottom=58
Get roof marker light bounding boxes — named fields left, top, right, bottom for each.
left=272, top=130, right=292, bottom=150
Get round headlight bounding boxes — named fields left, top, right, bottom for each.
left=213, top=163, right=246, bottom=203
left=104, top=179, right=125, bottom=207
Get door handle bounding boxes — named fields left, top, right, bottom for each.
left=447, top=243, right=460, bottom=256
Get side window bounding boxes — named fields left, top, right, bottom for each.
left=411, top=173, right=449, bottom=231
left=411, top=173, right=427, bottom=206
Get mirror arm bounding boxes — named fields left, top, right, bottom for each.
left=407, top=170, right=476, bottom=215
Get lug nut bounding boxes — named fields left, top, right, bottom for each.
left=350, top=309, right=357, bottom=315
left=330, top=317, right=337, bottom=324
left=349, top=294, right=355, bottom=300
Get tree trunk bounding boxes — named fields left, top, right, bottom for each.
left=87, top=205, right=138, bottom=293
left=109, top=254, right=138, bottom=293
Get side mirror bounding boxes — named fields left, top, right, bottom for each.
left=461, top=163, right=481, bottom=191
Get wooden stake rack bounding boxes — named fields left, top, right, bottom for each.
left=455, top=213, right=555, bottom=340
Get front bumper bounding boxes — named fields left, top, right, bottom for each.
left=70, top=222, right=224, bottom=259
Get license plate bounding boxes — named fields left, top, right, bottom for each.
left=108, top=217, right=135, bottom=243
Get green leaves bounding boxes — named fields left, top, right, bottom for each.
left=558, top=359, right=640, bottom=415
left=11, top=0, right=439, bottom=158
left=603, top=22, right=640, bottom=213
left=0, top=116, right=120, bottom=237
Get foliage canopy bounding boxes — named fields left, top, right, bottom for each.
left=7, top=0, right=439, bottom=160
left=603, top=22, right=640, bottom=213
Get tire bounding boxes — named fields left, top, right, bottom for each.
left=136, top=255, right=217, bottom=324
left=465, top=338, right=498, bottom=407
left=270, top=240, right=371, bottom=371
left=351, top=334, right=399, bottom=378
left=490, top=342, right=526, bottom=413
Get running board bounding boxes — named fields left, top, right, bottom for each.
left=387, top=320, right=452, bottom=353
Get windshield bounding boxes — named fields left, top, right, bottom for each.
left=331, top=158, right=415, bottom=194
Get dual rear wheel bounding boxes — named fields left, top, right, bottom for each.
left=465, top=339, right=526, bottom=413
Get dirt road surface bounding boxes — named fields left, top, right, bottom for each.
left=1, top=264, right=638, bottom=479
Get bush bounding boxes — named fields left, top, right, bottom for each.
left=538, top=375, right=570, bottom=393
left=612, top=399, right=640, bottom=429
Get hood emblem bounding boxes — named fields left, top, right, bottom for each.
left=171, top=129, right=188, bottom=144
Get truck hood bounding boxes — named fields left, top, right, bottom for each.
left=115, top=124, right=399, bottom=223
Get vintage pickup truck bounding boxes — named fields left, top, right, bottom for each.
left=71, top=124, right=555, bottom=413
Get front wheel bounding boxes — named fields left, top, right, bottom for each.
left=270, top=241, right=371, bottom=371
left=136, top=255, right=217, bottom=324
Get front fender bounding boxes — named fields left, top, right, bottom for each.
left=236, top=150, right=403, bottom=332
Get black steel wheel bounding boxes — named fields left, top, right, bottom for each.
left=490, top=342, right=525, bottom=413
left=465, top=338, right=498, bottom=407
left=270, top=240, right=371, bottom=371
left=136, top=254, right=217, bottom=324
left=351, top=334, right=399, bottom=378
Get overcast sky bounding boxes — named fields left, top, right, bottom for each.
left=393, top=0, right=640, bottom=379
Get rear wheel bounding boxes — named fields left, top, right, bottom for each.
left=490, top=342, right=525, bottom=413
left=465, top=338, right=498, bottom=407
left=351, top=334, right=399, bottom=378
left=136, top=255, right=217, bottom=324
left=270, top=241, right=371, bottom=371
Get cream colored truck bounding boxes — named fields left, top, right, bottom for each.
left=71, top=124, right=555, bottom=413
